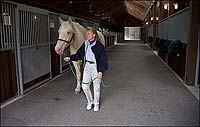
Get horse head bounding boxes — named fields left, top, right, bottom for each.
left=55, top=17, right=75, bottom=54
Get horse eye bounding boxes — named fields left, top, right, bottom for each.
left=67, top=32, right=70, bottom=34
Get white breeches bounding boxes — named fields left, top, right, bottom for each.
left=82, top=62, right=101, bottom=105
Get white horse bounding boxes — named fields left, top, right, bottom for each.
left=55, top=17, right=105, bottom=94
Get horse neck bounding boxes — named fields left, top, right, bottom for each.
left=70, top=23, right=86, bottom=54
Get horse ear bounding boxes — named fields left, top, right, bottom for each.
left=59, top=17, right=64, bottom=24
left=68, top=16, right=72, bottom=24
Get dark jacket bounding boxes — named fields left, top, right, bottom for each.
left=70, top=40, right=108, bottom=73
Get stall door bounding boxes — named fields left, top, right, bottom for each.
left=18, top=7, right=51, bottom=90
left=0, top=2, right=18, bottom=103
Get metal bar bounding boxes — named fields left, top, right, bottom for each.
left=30, top=12, right=33, bottom=46
left=43, top=15, right=47, bottom=43
left=39, top=14, right=42, bottom=44
left=48, top=14, right=52, bottom=78
left=20, top=10, right=23, bottom=47
left=0, top=2, right=3, bottom=49
left=45, top=15, right=47, bottom=43
left=37, top=13, right=40, bottom=45
left=33, top=12, right=36, bottom=45
left=25, top=11, right=28, bottom=47
left=9, top=3, right=13, bottom=48
left=19, top=43, right=49, bottom=49
left=28, top=11, right=31, bottom=46
left=43, top=15, right=47, bottom=44
left=7, top=2, right=11, bottom=48
left=15, top=6, right=24, bottom=95
left=19, top=10, right=23, bottom=47
left=44, top=15, right=47, bottom=43
left=21, top=10, right=24, bottom=47
left=4, top=3, right=8, bottom=49
left=35, top=13, right=38, bottom=46
left=12, top=3, right=16, bottom=48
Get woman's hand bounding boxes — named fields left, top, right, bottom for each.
left=98, top=72, right=103, bottom=79
left=64, top=57, right=70, bottom=62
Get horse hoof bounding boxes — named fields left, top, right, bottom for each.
left=74, top=91, right=81, bottom=95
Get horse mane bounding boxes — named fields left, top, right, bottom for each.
left=72, top=22, right=86, bottom=36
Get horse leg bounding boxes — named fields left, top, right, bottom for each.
left=72, top=61, right=81, bottom=94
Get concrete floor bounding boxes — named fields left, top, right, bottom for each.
left=1, top=41, right=199, bottom=126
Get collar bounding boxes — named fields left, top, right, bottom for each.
left=89, top=38, right=97, bottom=44
left=89, top=39, right=97, bottom=46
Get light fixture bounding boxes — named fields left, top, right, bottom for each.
left=173, top=3, right=178, bottom=9
left=68, top=0, right=73, bottom=4
left=34, top=15, right=37, bottom=20
left=151, top=17, right=153, bottom=21
left=156, top=17, right=159, bottom=21
left=164, top=3, right=168, bottom=10
left=89, top=4, right=93, bottom=13
left=146, top=22, right=148, bottom=25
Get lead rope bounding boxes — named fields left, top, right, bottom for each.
left=67, top=61, right=106, bottom=87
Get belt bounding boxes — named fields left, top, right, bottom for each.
left=86, top=60, right=95, bottom=64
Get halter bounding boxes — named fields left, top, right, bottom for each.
left=58, top=33, right=75, bottom=44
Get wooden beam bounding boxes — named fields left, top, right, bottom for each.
left=152, top=3, right=156, bottom=50
left=129, top=1, right=149, bottom=11
left=185, top=0, right=200, bottom=86
left=124, top=1, right=144, bottom=20
left=124, top=0, right=154, bottom=21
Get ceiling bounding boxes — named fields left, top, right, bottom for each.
left=7, top=0, right=154, bottom=30
left=124, top=0, right=154, bottom=21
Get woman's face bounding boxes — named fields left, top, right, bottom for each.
left=86, top=31, right=96, bottom=41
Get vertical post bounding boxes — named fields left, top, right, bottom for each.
left=15, top=7, right=24, bottom=95
left=195, top=21, right=200, bottom=86
left=146, top=14, right=149, bottom=45
left=185, top=0, right=200, bottom=86
left=48, top=13, right=52, bottom=79
left=165, top=0, right=170, bottom=65
left=152, top=3, right=156, bottom=50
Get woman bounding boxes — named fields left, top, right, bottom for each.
left=64, top=27, right=108, bottom=112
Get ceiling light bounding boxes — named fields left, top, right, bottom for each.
left=174, top=3, right=178, bottom=9
left=146, top=22, right=148, bottom=25
left=156, top=17, right=159, bottom=20
left=164, top=3, right=168, bottom=10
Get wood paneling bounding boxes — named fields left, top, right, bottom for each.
left=23, top=73, right=50, bottom=90
left=167, top=46, right=187, bottom=80
left=0, top=50, right=18, bottom=103
left=158, top=51, right=167, bottom=62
